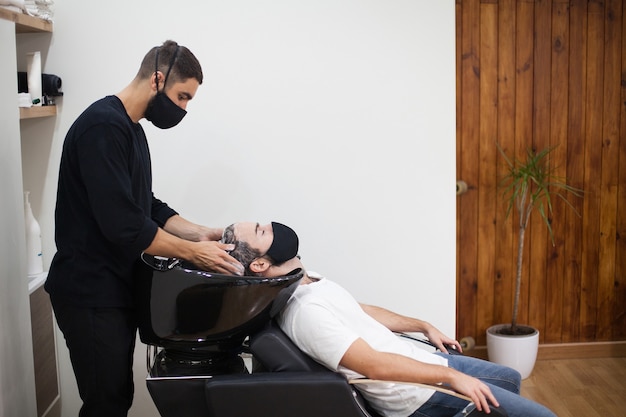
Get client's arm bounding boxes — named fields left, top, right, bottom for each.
left=341, top=338, right=497, bottom=413
left=360, top=304, right=462, bottom=354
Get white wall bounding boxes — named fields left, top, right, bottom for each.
left=20, top=1, right=456, bottom=416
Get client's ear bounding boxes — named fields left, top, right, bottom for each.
left=249, top=257, right=272, bottom=274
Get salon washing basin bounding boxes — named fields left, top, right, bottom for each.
left=136, top=255, right=303, bottom=366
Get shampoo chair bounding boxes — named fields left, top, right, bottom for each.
left=136, top=255, right=306, bottom=416
left=137, top=257, right=506, bottom=417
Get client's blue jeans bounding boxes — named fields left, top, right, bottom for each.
left=411, top=353, right=556, bottom=417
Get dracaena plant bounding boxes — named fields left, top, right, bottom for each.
left=498, top=143, right=582, bottom=334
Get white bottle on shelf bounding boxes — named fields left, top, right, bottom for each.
left=24, top=191, right=44, bottom=278
left=26, top=51, right=42, bottom=107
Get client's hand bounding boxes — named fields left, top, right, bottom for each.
left=424, top=325, right=463, bottom=354
left=450, top=373, right=499, bottom=413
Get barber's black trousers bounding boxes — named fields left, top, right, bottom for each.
left=51, top=300, right=137, bottom=417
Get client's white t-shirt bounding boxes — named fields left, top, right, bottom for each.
left=278, top=273, right=448, bottom=417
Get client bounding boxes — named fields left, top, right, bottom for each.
left=222, top=222, right=557, bottom=417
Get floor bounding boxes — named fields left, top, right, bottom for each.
left=521, top=357, right=626, bottom=417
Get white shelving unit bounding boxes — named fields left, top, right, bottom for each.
left=0, top=8, right=60, bottom=417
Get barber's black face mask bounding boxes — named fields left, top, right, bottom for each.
left=145, top=46, right=187, bottom=129
left=145, top=91, right=186, bottom=129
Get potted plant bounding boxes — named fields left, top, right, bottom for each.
left=486, top=144, right=581, bottom=379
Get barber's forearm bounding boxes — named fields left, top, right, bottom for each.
left=144, top=227, right=243, bottom=275
left=163, top=215, right=223, bottom=241
left=143, top=227, right=196, bottom=259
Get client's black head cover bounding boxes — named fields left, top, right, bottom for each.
left=267, top=222, right=299, bottom=263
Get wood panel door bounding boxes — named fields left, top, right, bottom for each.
left=455, top=0, right=626, bottom=346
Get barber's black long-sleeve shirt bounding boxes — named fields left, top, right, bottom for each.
left=46, top=96, right=177, bottom=308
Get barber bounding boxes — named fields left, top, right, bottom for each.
left=45, top=40, right=243, bottom=417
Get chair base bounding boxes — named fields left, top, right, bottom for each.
left=146, top=349, right=248, bottom=417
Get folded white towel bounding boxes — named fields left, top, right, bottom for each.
left=18, top=93, right=32, bottom=108
left=17, top=0, right=54, bottom=21
left=0, top=0, right=26, bottom=11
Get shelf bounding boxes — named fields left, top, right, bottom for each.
left=20, top=106, right=56, bottom=119
left=0, top=7, right=52, bottom=33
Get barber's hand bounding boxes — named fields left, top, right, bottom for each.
left=424, top=326, right=463, bottom=354
left=449, top=373, right=498, bottom=414
left=191, top=241, right=244, bottom=276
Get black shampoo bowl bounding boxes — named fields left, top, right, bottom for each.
left=137, top=255, right=303, bottom=365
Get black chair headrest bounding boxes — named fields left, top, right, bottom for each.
left=249, top=320, right=328, bottom=373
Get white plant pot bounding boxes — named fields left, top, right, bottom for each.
left=486, top=324, right=539, bottom=379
